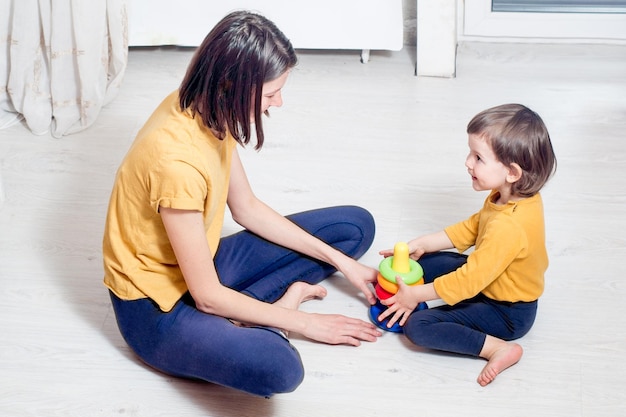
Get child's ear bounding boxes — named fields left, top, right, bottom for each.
left=506, top=163, right=523, bottom=184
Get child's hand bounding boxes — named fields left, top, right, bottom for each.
left=377, top=277, right=422, bottom=328
left=406, top=239, right=427, bottom=260
left=379, top=242, right=425, bottom=261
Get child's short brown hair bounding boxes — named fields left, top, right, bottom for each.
left=467, top=104, right=557, bottom=197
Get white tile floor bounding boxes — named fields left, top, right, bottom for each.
left=1, top=42, right=625, bottom=416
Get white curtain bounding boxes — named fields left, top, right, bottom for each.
left=0, top=0, right=128, bottom=137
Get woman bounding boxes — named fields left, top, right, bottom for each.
left=103, top=11, right=381, bottom=397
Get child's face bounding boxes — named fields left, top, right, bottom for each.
left=465, top=134, right=511, bottom=193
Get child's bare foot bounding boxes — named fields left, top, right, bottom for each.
left=478, top=338, right=523, bottom=386
left=274, top=281, right=327, bottom=311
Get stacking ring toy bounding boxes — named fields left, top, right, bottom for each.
left=369, top=242, right=428, bottom=333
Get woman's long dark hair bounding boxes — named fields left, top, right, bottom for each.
left=179, top=11, right=297, bottom=149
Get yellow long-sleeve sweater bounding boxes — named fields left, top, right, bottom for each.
left=433, top=190, right=548, bottom=306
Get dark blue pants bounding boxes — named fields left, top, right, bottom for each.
left=109, top=206, right=375, bottom=397
left=403, top=252, right=538, bottom=357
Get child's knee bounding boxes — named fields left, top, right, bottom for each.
left=402, top=312, right=434, bottom=346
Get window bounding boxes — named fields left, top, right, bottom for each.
left=492, top=1, right=626, bottom=14
left=464, top=0, right=626, bottom=40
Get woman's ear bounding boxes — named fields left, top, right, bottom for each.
left=506, top=163, right=523, bottom=184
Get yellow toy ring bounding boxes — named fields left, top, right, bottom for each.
left=378, top=256, right=423, bottom=285
left=377, top=273, right=424, bottom=294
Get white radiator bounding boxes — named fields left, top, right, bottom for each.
left=127, top=0, right=404, bottom=62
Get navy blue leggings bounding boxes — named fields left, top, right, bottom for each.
left=109, top=206, right=375, bottom=397
left=403, top=252, right=538, bottom=357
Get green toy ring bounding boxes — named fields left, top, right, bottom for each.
left=378, top=256, right=423, bottom=285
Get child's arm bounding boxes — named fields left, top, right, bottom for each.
left=379, top=230, right=454, bottom=260
left=407, top=230, right=455, bottom=259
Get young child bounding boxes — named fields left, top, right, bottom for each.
left=377, top=103, right=557, bottom=386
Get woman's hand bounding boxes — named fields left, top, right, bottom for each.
left=301, top=313, right=382, bottom=346
left=336, top=258, right=378, bottom=305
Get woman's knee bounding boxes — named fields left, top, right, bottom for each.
left=341, top=205, right=375, bottom=234
left=239, top=331, right=305, bottom=396
left=288, top=205, right=375, bottom=259
left=251, top=356, right=304, bottom=397
left=321, top=205, right=375, bottom=258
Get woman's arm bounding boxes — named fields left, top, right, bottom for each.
left=226, top=150, right=378, bottom=304
left=161, top=207, right=380, bottom=345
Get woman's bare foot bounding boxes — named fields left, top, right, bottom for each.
left=477, top=337, right=523, bottom=386
left=270, top=282, right=327, bottom=338
left=229, top=282, right=327, bottom=331
left=273, top=281, right=327, bottom=311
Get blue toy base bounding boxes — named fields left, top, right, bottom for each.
left=369, top=302, right=403, bottom=333
left=368, top=301, right=429, bottom=333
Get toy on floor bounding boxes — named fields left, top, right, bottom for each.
left=369, top=242, right=428, bottom=333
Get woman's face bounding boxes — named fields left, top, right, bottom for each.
left=251, top=70, right=290, bottom=122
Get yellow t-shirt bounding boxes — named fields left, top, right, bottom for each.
left=434, top=190, right=548, bottom=306
left=103, top=91, right=237, bottom=312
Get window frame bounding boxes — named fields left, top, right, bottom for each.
left=463, top=0, right=626, bottom=41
